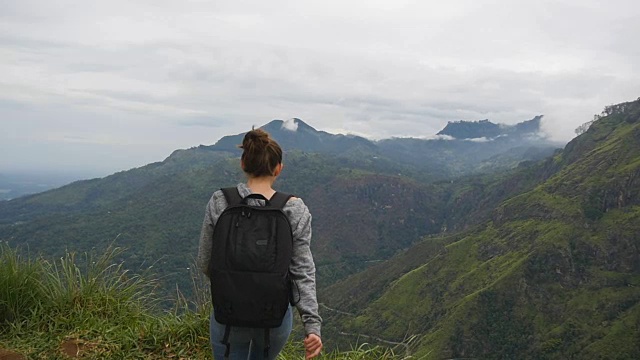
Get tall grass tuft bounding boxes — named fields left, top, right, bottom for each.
left=38, top=245, right=156, bottom=320
left=0, top=243, right=46, bottom=330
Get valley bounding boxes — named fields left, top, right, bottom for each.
left=2, top=100, right=640, bottom=358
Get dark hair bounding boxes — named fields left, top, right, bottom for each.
left=239, top=128, right=283, bottom=177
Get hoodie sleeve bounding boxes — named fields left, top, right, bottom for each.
left=286, top=198, right=322, bottom=337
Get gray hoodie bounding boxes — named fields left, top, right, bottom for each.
left=197, top=183, right=322, bottom=337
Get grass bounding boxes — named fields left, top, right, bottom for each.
left=0, top=243, right=406, bottom=359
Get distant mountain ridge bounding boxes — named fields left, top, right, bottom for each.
left=198, top=116, right=559, bottom=180
left=213, top=116, right=546, bottom=150
left=210, top=118, right=376, bottom=155
left=437, top=115, right=543, bottom=139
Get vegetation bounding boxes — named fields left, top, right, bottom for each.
left=0, top=244, right=407, bottom=359
left=0, top=150, right=448, bottom=299
left=0, top=116, right=560, bottom=301
left=320, top=98, right=640, bottom=359
left=2, top=98, right=640, bottom=358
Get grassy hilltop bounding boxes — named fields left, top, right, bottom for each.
left=0, top=245, right=404, bottom=359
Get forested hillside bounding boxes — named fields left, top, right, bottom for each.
left=0, top=117, right=557, bottom=296
left=321, top=98, right=640, bottom=359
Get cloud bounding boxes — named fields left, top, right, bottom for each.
left=466, top=137, right=492, bottom=143
left=281, top=118, right=298, bottom=132
left=1, top=0, right=639, bottom=173
left=436, top=134, right=456, bottom=141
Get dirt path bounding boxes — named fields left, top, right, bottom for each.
left=0, top=348, right=26, bottom=360
left=319, top=302, right=356, bottom=316
left=0, top=339, right=87, bottom=359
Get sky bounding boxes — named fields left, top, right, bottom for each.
left=1, top=0, right=639, bottom=176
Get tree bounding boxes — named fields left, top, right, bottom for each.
left=575, top=117, right=597, bottom=135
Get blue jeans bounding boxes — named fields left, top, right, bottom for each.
left=210, top=306, right=293, bottom=360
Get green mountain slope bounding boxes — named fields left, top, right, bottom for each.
left=0, top=149, right=448, bottom=296
left=0, top=115, right=560, bottom=296
left=322, top=98, right=640, bottom=359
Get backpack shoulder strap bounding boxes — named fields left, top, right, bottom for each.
left=221, top=187, right=243, bottom=206
left=269, top=192, right=293, bottom=209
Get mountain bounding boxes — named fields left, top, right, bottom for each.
left=210, top=118, right=377, bottom=156
left=0, top=115, right=558, bottom=300
left=437, top=115, right=543, bottom=139
left=0, top=152, right=439, bottom=294
left=377, top=116, right=559, bottom=178
left=211, top=117, right=559, bottom=179
left=321, top=98, right=640, bottom=359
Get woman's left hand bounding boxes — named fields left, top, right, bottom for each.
left=304, top=334, right=323, bottom=359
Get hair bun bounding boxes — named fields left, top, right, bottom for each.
left=239, top=128, right=283, bottom=177
left=241, top=129, right=269, bottom=153
left=247, top=129, right=269, bottom=144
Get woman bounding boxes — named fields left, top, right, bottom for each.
left=197, top=128, right=323, bottom=359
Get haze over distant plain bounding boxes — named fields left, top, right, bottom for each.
left=1, top=0, right=639, bottom=176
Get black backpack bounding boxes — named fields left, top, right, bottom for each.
left=209, top=187, right=294, bottom=359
